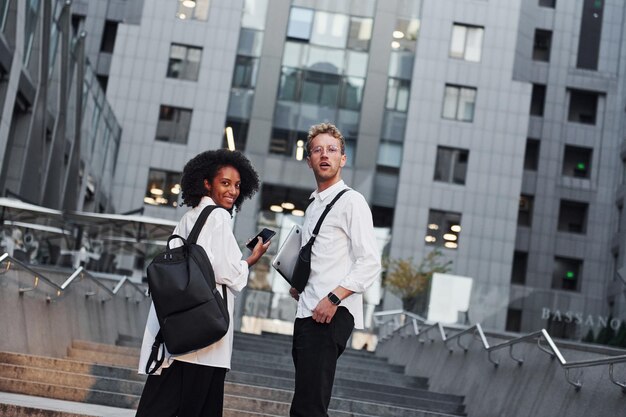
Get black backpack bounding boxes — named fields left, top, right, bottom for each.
left=145, top=205, right=229, bottom=374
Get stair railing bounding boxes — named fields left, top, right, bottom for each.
left=373, top=309, right=626, bottom=393
left=0, top=252, right=148, bottom=303
left=0, top=252, right=63, bottom=301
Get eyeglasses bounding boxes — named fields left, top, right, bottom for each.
left=310, top=145, right=340, bottom=156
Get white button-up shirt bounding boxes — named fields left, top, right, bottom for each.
left=296, top=180, right=381, bottom=329
left=138, top=196, right=249, bottom=374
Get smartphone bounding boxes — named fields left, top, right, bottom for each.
left=246, top=228, right=276, bottom=250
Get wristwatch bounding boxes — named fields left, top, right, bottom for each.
left=327, top=292, right=341, bottom=306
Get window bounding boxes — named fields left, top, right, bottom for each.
left=156, top=105, right=192, bottom=144
left=269, top=128, right=307, bottom=157
left=568, top=89, right=599, bottom=125
left=450, top=23, right=484, bottom=62
left=347, top=17, right=373, bottom=51
left=532, top=29, right=552, bottom=62
left=287, top=7, right=314, bottom=41
left=71, top=14, right=85, bottom=36
left=232, top=56, right=258, bottom=89
left=558, top=200, right=588, bottom=234
left=576, top=0, right=603, bottom=70
left=278, top=67, right=301, bottom=101
left=167, top=43, right=202, bottom=81
left=372, top=206, right=395, bottom=228
left=96, top=75, right=109, bottom=93
left=278, top=66, right=363, bottom=110
left=511, top=251, right=528, bottom=284
left=339, top=77, right=364, bottom=110
left=100, top=20, right=118, bottom=53
left=223, top=119, right=249, bottom=151
left=434, top=146, right=469, bottom=185
left=386, top=78, right=410, bottom=112
left=530, top=84, right=546, bottom=116
left=539, top=0, right=556, bottom=7
left=0, top=0, right=11, bottom=32
left=144, top=169, right=181, bottom=207
left=524, top=138, right=540, bottom=171
left=176, top=0, right=210, bottom=21
left=562, top=145, right=592, bottom=178
left=302, top=71, right=340, bottom=107
left=425, top=210, right=462, bottom=249
left=311, top=11, right=349, bottom=48
left=442, top=85, right=476, bottom=122
left=552, top=256, right=582, bottom=291
left=287, top=8, right=372, bottom=51
left=377, top=141, right=403, bottom=168
left=505, top=308, right=522, bottom=332
left=518, top=194, right=534, bottom=227
left=391, top=19, right=419, bottom=52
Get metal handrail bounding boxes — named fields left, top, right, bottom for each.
left=0, top=252, right=148, bottom=303
left=0, top=253, right=63, bottom=300
left=61, top=266, right=114, bottom=301
left=112, top=276, right=148, bottom=302
left=443, top=323, right=490, bottom=353
left=374, top=309, right=626, bottom=392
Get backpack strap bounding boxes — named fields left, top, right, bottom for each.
left=145, top=330, right=165, bottom=374
left=188, top=205, right=226, bottom=244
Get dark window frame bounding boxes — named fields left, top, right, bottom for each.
left=425, top=209, right=462, bottom=250
left=434, top=146, right=469, bottom=185
left=155, top=105, right=193, bottom=144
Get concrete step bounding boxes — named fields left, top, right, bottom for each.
left=0, top=376, right=140, bottom=409
left=0, top=331, right=467, bottom=416
left=0, top=391, right=134, bottom=417
left=115, top=334, right=142, bottom=349
left=232, top=348, right=409, bottom=374
left=0, top=353, right=461, bottom=416
left=0, top=352, right=145, bottom=382
left=0, top=363, right=144, bottom=396
left=66, top=348, right=138, bottom=368
left=230, top=359, right=428, bottom=390
left=233, top=336, right=385, bottom=361
left=0, top=403, right=91, bottom=417
left=225, top=381, right=464, bottom=417
left=70, top=341, right=140, bottom=357
left=226, top=369, right=464, bottom=413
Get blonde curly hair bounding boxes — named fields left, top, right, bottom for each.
left=306, top=122, right=345, bottom=155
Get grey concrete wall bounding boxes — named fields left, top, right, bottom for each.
left=376, top=328, right=626, bottom=417
left=0, top=266, right=150, bottom=358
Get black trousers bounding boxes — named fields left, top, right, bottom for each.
left=135, top=360, right=227, bottom=417
left=290, top=307, right=354, bottom=417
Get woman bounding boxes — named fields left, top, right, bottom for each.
left=135, top=149, right=270, bottom=417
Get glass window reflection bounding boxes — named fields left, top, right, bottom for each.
left=347, top=17, right=373, bottom=51
left=287, top=7, right=313, bottom=41
left=311, top=11, right=349, bottom=48
left=176, top=0, right=210, bottom=21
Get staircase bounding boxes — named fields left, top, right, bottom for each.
left=0, top=332, right=466, bottom=416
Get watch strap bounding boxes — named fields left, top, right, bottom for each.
left=327, top=292, right=341, bottom=306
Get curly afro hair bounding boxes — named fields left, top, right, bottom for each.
left=180, top=149, right=260, bottom=210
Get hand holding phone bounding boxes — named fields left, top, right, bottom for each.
left=246, top=228, right=276, bottom=250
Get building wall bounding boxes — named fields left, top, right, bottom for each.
left=82, top=0, right=626, bottom=339
left=393, top=0, right=530, bottom=329
left=0, top=0, right=120, bottom=212
left=106, top=0, right=243, bottom=217
left=509, top=0, right=626, bottom=338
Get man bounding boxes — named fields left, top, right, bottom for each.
left=289, top=122, right=381, bottom=417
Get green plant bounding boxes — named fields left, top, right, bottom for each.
left=383, top=249, right=452, bottom=313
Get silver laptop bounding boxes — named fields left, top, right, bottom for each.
left=271, top=224, right=302, bottom=285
